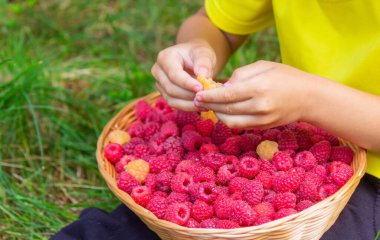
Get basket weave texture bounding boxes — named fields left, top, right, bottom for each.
left=96, top=92, right=367, bottom=240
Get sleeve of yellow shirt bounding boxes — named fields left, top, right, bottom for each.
left=205, top=0, right=274, bottom=35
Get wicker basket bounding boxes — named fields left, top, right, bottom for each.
left=96, top=92, right=367, bottom=240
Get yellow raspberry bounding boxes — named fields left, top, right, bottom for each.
left=197, top=76, right=222, bottom=123
left=201, top=111, right=218, bottom=124
left=256, top=140, right=279, bottom=161
left=125, top=159, right=150, bottom=184
left=108, top=130, right=131, bottom=145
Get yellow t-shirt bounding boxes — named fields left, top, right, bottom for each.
left=205, top=0, right=380, bottom=178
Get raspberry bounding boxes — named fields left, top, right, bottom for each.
left=296, top=200, right=314, bottom=212
left=201, top=152, right=226, bottom=172
left=145, top=110, right=161, bottom=123
left=296, top=129, right=312, bottom=150
left=185, top=218, right=200, bottom=228
left=143, top=122, right=160, bottom=139
left=289, top=167, right=306, bottom=180
left=176, top=110, right=200, bottom=127
left=255, top=171, right=273, bottom=189
left=272, top=151, right=293, bottom=171
left=230, top=200, right=257, bottom=226
left=321, top=131, right=340, bottom=146
left=200, top=144, right=218, bottom=154
left=149, top=155, right=171, bottom=174
left=164, top=203, right=191, bottom=226
left=238, top=156, right=260, bottom=179
left=115, top=155, right=136, bottom=172
left=273, top=192, right=297, bottom=210
left=160, top=121, right=179, bottom=140
left=201, top=111, right=219, bottom=125
left=166, top=152, right=182, bottom=169
left=240, top=151, right=259, bottom=159
left=216, top=186, right=229, bottom=196
left=328, top=161, right=345, bottom=174
left=163, top=136, right=184, bottom=156
left=131, top=186, right=152, bottom=207
left=197, top=182, right=218, bottom=203
left=304, top=172, right=324, bottom=187
left=196, top=119, right=215, bottom=137
left=296, top=121, right=318, bottom=133
left=214, top=196, right=233, bottom=219
left=254, top=202, right=275, bottom=218
left=330, top=146, right=353, bottom=165
left=125, top=159, right=149, bottom=183
left=154, top=97, right=172, bottom=114
left=123, top=137, right=145, bottom=154
left=148, top=134, right=165, bottom=155
left=278, top=130, right=299, bottom=151
left=167, top=192, right=190, bottom=205
left=312, top=165, right=328, bottom=181
left=146, top=195, right=167, bottom=219
left=108, top=130, right=131, bottom=146
left=310, top=140, right=331, bottom=164
left=212, top=122, right=232, bottom=145
left=188, top=183, right=200, bottom=201
left=104, top=143, right=124, bottom=164
left=193, top=166, right=216, bottom=183
left=262, top=129, right=281, bottom=141
left=153, top=191, right=167, bottom=198
left=230, top=191, right=243, bottom=201
left=242, top=180, right=264, bottom=206
left=144, top=174, right=156, bottom=190
left=200, top=217, right=219, bottom=228
left=182, top=124, right=196, bottom=133
left=128, top=122, right=145, bottom=138
left=229, top=177, right=249, bottom=193
left=318, top=184, right=339, bottom=200
left=135, top=100, right=152, bottom=121
left=260, top=159, right=276, bottom=174
left=219, top=136, right=241, bottom=156
left=217, top=164, right=239, bottom=185
left=272, top=171, right=301, bottom=193
left=310, top=134, right=325, bottom=145
left=191, top=200, right=214, bottom=222
left=263, top=189, right=276, bottom=203
left=133, top=144, right=150, bottom=158
left=171, top=172, right=193, bottom=193
left=161, top=110, right=177, bottom=123
left=117, top=171, right=140, bottom=194
left=216, top=220, right=239, bottom=229
left=255, top=216, right=272, bottom=226
left=240, top=134, right=261, bottom=153
left=203, top=136, right=213, bottom=144
left=181, top=131, right=203, bottom=151
left=175, top=160, right=198, bottom=175
left=155, top=171, right=173, bottom=192
left=197, top=75, right=222, bottom=90
left=298, top=182, right=319, bottom=201
left=294, top=151, right=317, bottom=170
left=256, top=140, right=279, bottom=160
left=274, top=208, right=297, bottom=220
left=225, top=155, right=239, bottom=166
left=331, top=163, right=354, bottom=187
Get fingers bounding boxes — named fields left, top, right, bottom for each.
left=155, top=83, right=198, bottom=112
left=195, top=99, right=254, bottom=115
left=225, top=60, right=275, bottom=86
left=195, top=82, right=252, bottom=103
left=191, top=45, right=216, bottom=78
left=215, top=113, right=276, bottom=130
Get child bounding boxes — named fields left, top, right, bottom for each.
left=53, top=1, right=379, bottom=239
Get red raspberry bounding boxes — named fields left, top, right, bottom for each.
left=104, top=143, right=124, bottom=164
left=216, top=186, right=229, bottom=196
left=296, top=129, right=313, bottom=150
left=294, top=151, right=317, bottom=170
left=202, top=136, right=213, bottom=144
left=331, top=163, right=354, bottom=187
left=154, top=97, right=172, bottom=114
left=231, top=128, right=244, bottom=135
left=128, top=122, right=145, bottom=138
left=200, top=217, right=219, bottom=228
left=175, top=160, right=198, bottom=175
left=255, top=216, right=272, bottom=226
left=238, top=156, right=260, bottom=179
left=310, top=134, right=326, bottom=144
left=144, top=174, right=156, bottom=190
left=145, top=110, right=161, bottom=123
left=191, top=200, right=214, bottom=222
left=255, top=171, right=273, bottom=189
left=214, top=196, right=233, bottom=219
left=164, top=203, right=191, bottom=226
left=230, top=191, right=243, bottom=201
left=176, top=110, right=200, bottom=127
left=310, top=140, right=331, bottom=164
left=274, top=208, right=297, bottom=220
left=117, top=172, right=139, bottom=194
left=217, top=164, right=239, bottom=185
left=263, top=189, right=276, bottom=203
left=289, top=167, right=306, bottom=180
left=242, top=180, right=264, bottom=206
left=278, top=129, right=298, bottom=151
left=197, top=182, right=218, bottom=203
left=321, top=131, right=340, bottom=146
left=272, top=151, right=293, bottom=171
left=304, top=172, right=324, bottom=187
left=298, top=182, right=319, bottom=201
left=131, top=186, right=152, bottom=207
left=296, top=121, right=319, bottom=133
left=167, top=192, right=190, bottom=205
left=160, top=121, right=179, bottom=140
left=182, top=124, right=196, bottom=133
left=328, top=161, right=345, bottom=174
left=163, top=136, right=184, bottom=156
left=184, top=151, right=201, bottom=162
left=225, top=155, right=239, bottom=166
left=149, top=155, right=171, bottom=174
left=296, top=200, right=314, bottom=212
left=201, top=152, right=226, bottom=172
left=146, top=195, right=167, bottom=219
left=166, top=152, right=182, bottom=169
left=181, top=131, right=203, bottom=151
left=143, top=122, right=160, bottom=139
left=196, top=119, right=215, bottom=137
left=200, top=144, right=219, bottom=154
left=229, top=177, right=249, bottom=193
left=212, top=122, right=232, bottom=145
left=115, top=155, right=135, bottom=172
left=273, top=192, right=297, bottom=210
left=193, top=166, right=216, bottom=183
left=260, top=159, right=276, bottom=174
left=155, top=171, right=173, bottom=192
left=153, top=191, right=167, bottom=198
left=185, top=218, right=200, bottom=228
left=135, top=100, right=152, bottom=121
left=318, top=184, right=339, bottom=200
left=133, top=144, right=150, bottom=158
left=122, top=137, right=144, bottom=155
left=262, top=129, right=281, bottom=141
left=330, top=146, right=353, bottom=165
left=272, top=171, right=301, bottom=193
left=171, top=172, right=193, bottom=193
left=312, top=165, right=328, bottom=181
left=161, top=111, right=177, bottom=123
left=254, top=202, right=275, bottom=218
left=230, top=200, right=257, bottom=226
left=216, top=220, right=239, bottom=229
left=240, top=151, right=259, bottom=159
left=240, top=134, right=261, bottom=153
left=147, top=134, right=164, bottom=155
left=188, top=182, right=200, bottom=201
left=220, top=136, right=241, bottom=156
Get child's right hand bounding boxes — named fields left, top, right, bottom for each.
left=151, top=39, right=216, bottom=111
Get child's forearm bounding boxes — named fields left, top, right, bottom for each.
left=305, top=76, right=380, bottom=152
left=176, top=8, right=247, bottom=77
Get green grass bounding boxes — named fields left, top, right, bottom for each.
left=0, top=0, right=279, bottom=239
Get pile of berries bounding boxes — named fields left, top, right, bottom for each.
left=103, top=98, right=354, bottom=229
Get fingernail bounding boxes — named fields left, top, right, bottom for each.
left=195, top=95, right=202, bottom=102
left=196, top=67, right=209, bottom=77
left=194, top=85, right=201, bottom=92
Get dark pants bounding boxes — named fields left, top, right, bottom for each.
left=51, top=174, right=380, bottom=240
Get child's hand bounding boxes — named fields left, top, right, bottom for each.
left=151, top=39, right=216, bottom=111
left=194, top=61, right=316, bottom=129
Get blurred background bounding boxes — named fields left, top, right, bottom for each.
left=0, top=0, right=279, bottom=239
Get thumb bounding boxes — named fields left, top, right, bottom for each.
left=191, top=45, right=216, bottom=78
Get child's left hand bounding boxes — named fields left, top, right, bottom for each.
left=194, top=60, right=318, bottom=129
